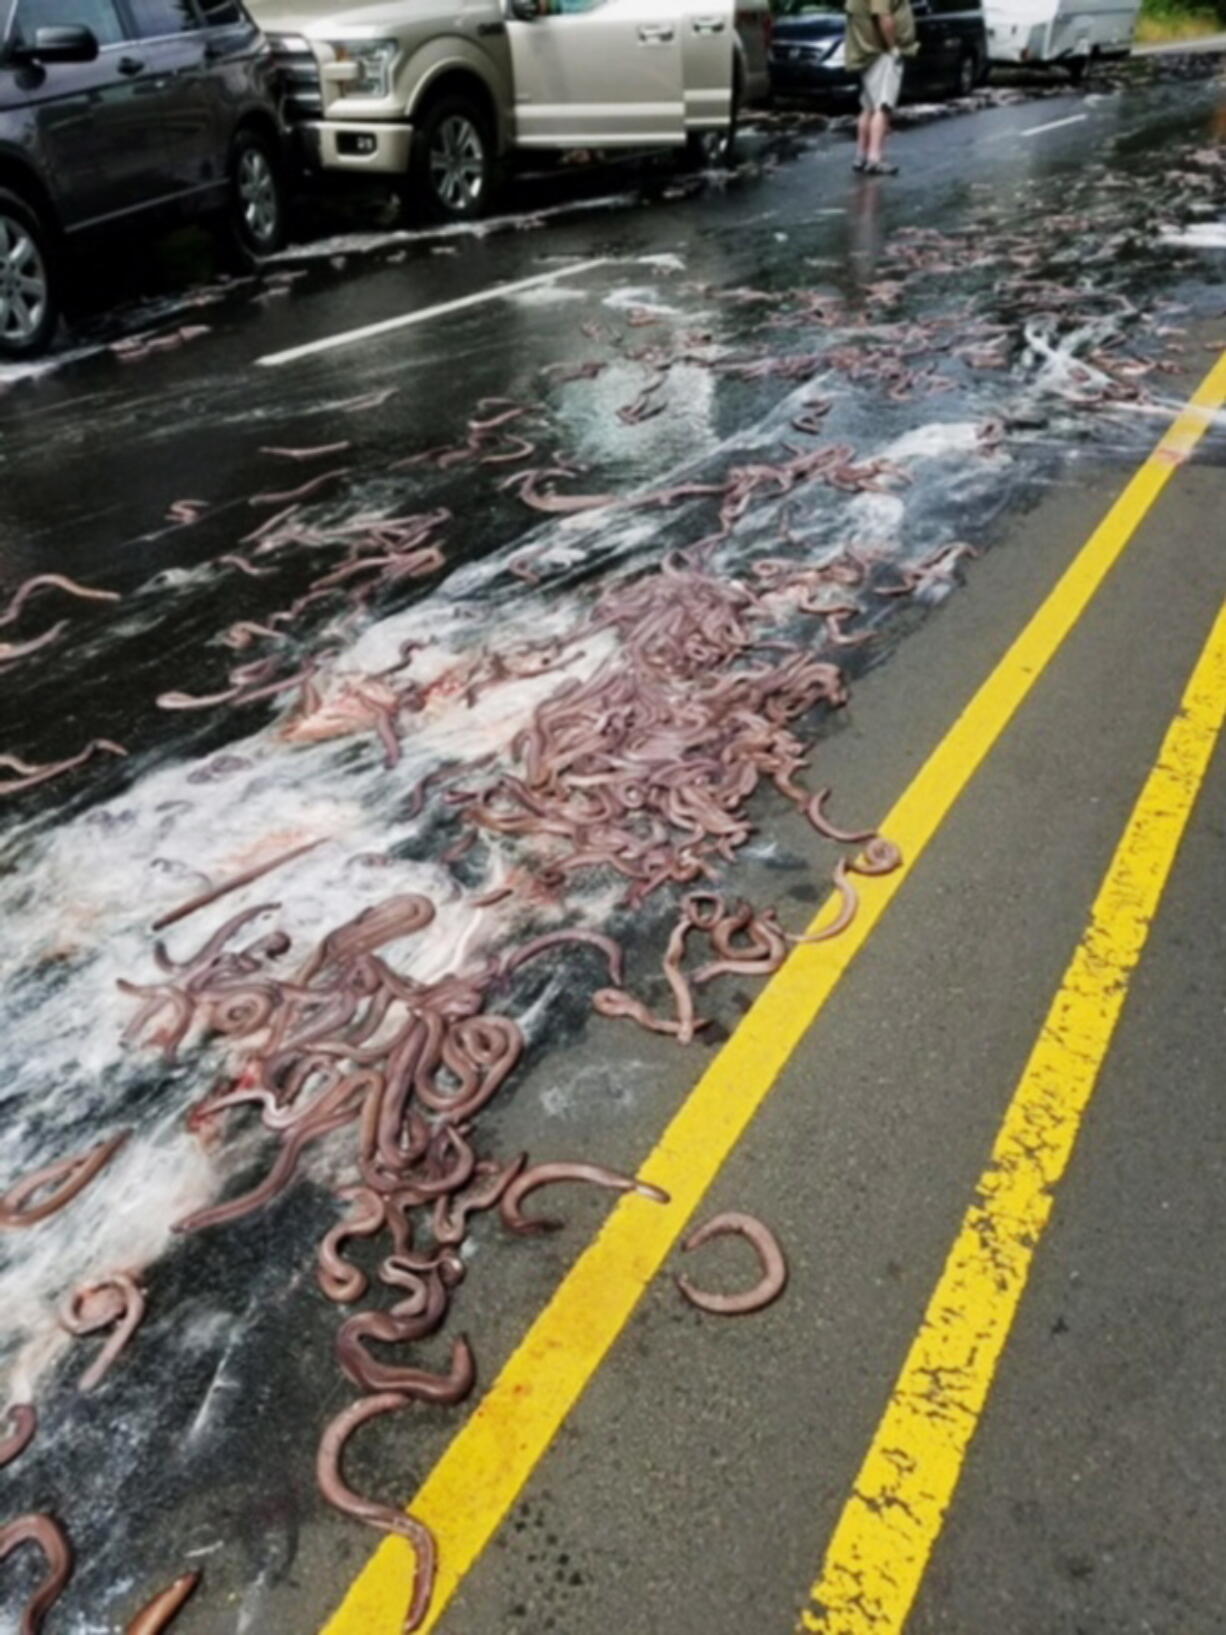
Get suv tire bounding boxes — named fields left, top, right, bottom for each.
left=411, top=95, right=496, bottom=221
left=683, top=75, right=741, bottom=171
left=0, top=188, right=59, bottom=361
left=223, top=127, right=288, bottom=268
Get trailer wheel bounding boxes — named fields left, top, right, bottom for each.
left=952, top=45, right=978, bottom=98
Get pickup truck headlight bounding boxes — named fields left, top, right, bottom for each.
left=327, top=39, right=398, bottom=98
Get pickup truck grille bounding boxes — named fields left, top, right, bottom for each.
left=270, top=38, right=322, bottom=122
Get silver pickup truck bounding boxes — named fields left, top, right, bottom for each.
left=252, top=0, right=750, bottom=219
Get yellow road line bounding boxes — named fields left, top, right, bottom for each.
left=322, top=352, right=1226, bottom=1635
left=799, top=592, right=1226, bottom=1635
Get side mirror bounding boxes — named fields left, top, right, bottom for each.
left=18, top=24, right=100, bottom=62
left=510, top=0, right=542, bottom=19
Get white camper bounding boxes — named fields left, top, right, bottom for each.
left=984, top=0, right=1140, bottom=75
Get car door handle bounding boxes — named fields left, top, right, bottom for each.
left=692, top=15, right=726, bottom=30
left=638, top=23, right=675, bottom=41
left=117, top=55, right=145, bottom=75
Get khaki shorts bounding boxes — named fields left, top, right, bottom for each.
left=860, top=53, right=904, bottom=113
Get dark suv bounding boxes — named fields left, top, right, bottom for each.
left=0, top=0, right=287, bottom=357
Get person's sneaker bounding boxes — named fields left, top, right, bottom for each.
left=865, top=159, right=899, bottom=175
left=852, top=156, right=869, bottom=173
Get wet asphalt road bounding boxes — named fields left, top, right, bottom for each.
left=2, top=56, right=1225, bottom=1635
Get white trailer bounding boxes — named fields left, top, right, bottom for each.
left=984, top=0, right=1140, bottom=75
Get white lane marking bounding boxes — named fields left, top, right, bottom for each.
left=1022, top=113, right=1090, bottom=137
left=256, top=258, right=612, bottom=368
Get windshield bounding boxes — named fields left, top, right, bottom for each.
left=774, top=0, right=844, bottom=13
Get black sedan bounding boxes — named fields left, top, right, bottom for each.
left=769, top=0, right=988, bottom=102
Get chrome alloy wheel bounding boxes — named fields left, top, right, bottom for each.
left=0, top=212, right=48, bottom=346
left=237, top=147, right=279, bottom=248
left=429, top=115, right=486, bottom=213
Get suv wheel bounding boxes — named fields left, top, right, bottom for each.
left=0, top=189, right=58, bottom=361
left=683, top=76, right=742, bottom=171
left=224, top=127, right=287, bottom=267
left=412, top=96, right=494, bottom=221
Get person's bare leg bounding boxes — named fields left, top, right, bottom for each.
left=856, top=107, right=873, bottom=165
left=867, top=107, right=890, bottom=165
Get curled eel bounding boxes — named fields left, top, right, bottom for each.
left=675, top=1211, right=788, bottom=1316
left=0, top=1404, right=36, bottom=1470
left=336, top=1268, right=452, bottom=1387
left=337, top=1330, right=476, bottom=1402
left=178, top=1070, right=377, bottom=1233
left=0, top=620, right=68, bottom=665
left=661, top=917, right=701, bottom=1046
left=501, top=929, right=624, bottom=988
left=433, top=1155, right=526, bottom=1246
left=60, top=1272, right=146, bottom=1392
left=0, top=739, right=127, bottom=796
left=0, top=572, right=119, bottom=628
left=0, top=1133, right=130, bottom=1228
left=695, top=906, right=787, bottom=986
left=125, top=1570, right=201, bottom=1635
left=318, top=1186, right=387, bottom=1304
left=316, top=1392, right=436, bottom=1634
left=0, top=1513, right=73, bottom=1635
left=593, top=987, right=690, bottom=1038
left=500, top=1162, right=668, bottom=1236
left=296, top=894, right=435, bottom=985
left=849, top=836, right=903, bottom=876
left=789, top=860, right=859, bottom=945
left=804, top=788, right=877, bottom=844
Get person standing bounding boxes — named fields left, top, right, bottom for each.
left=846, top=0, right=918, bottom=175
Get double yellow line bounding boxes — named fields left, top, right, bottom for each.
left=801, top=569, right=1226, bottom=1633
left=323, top=350, right=1226, bottom=1635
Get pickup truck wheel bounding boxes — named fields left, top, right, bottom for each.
left=682, top=81, right=741, bottom=171
left=412, top=96, right=494, bottom=221
left=0, top=188, right=59, bottom=361
left=223, top=128, right=288, bottom=268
